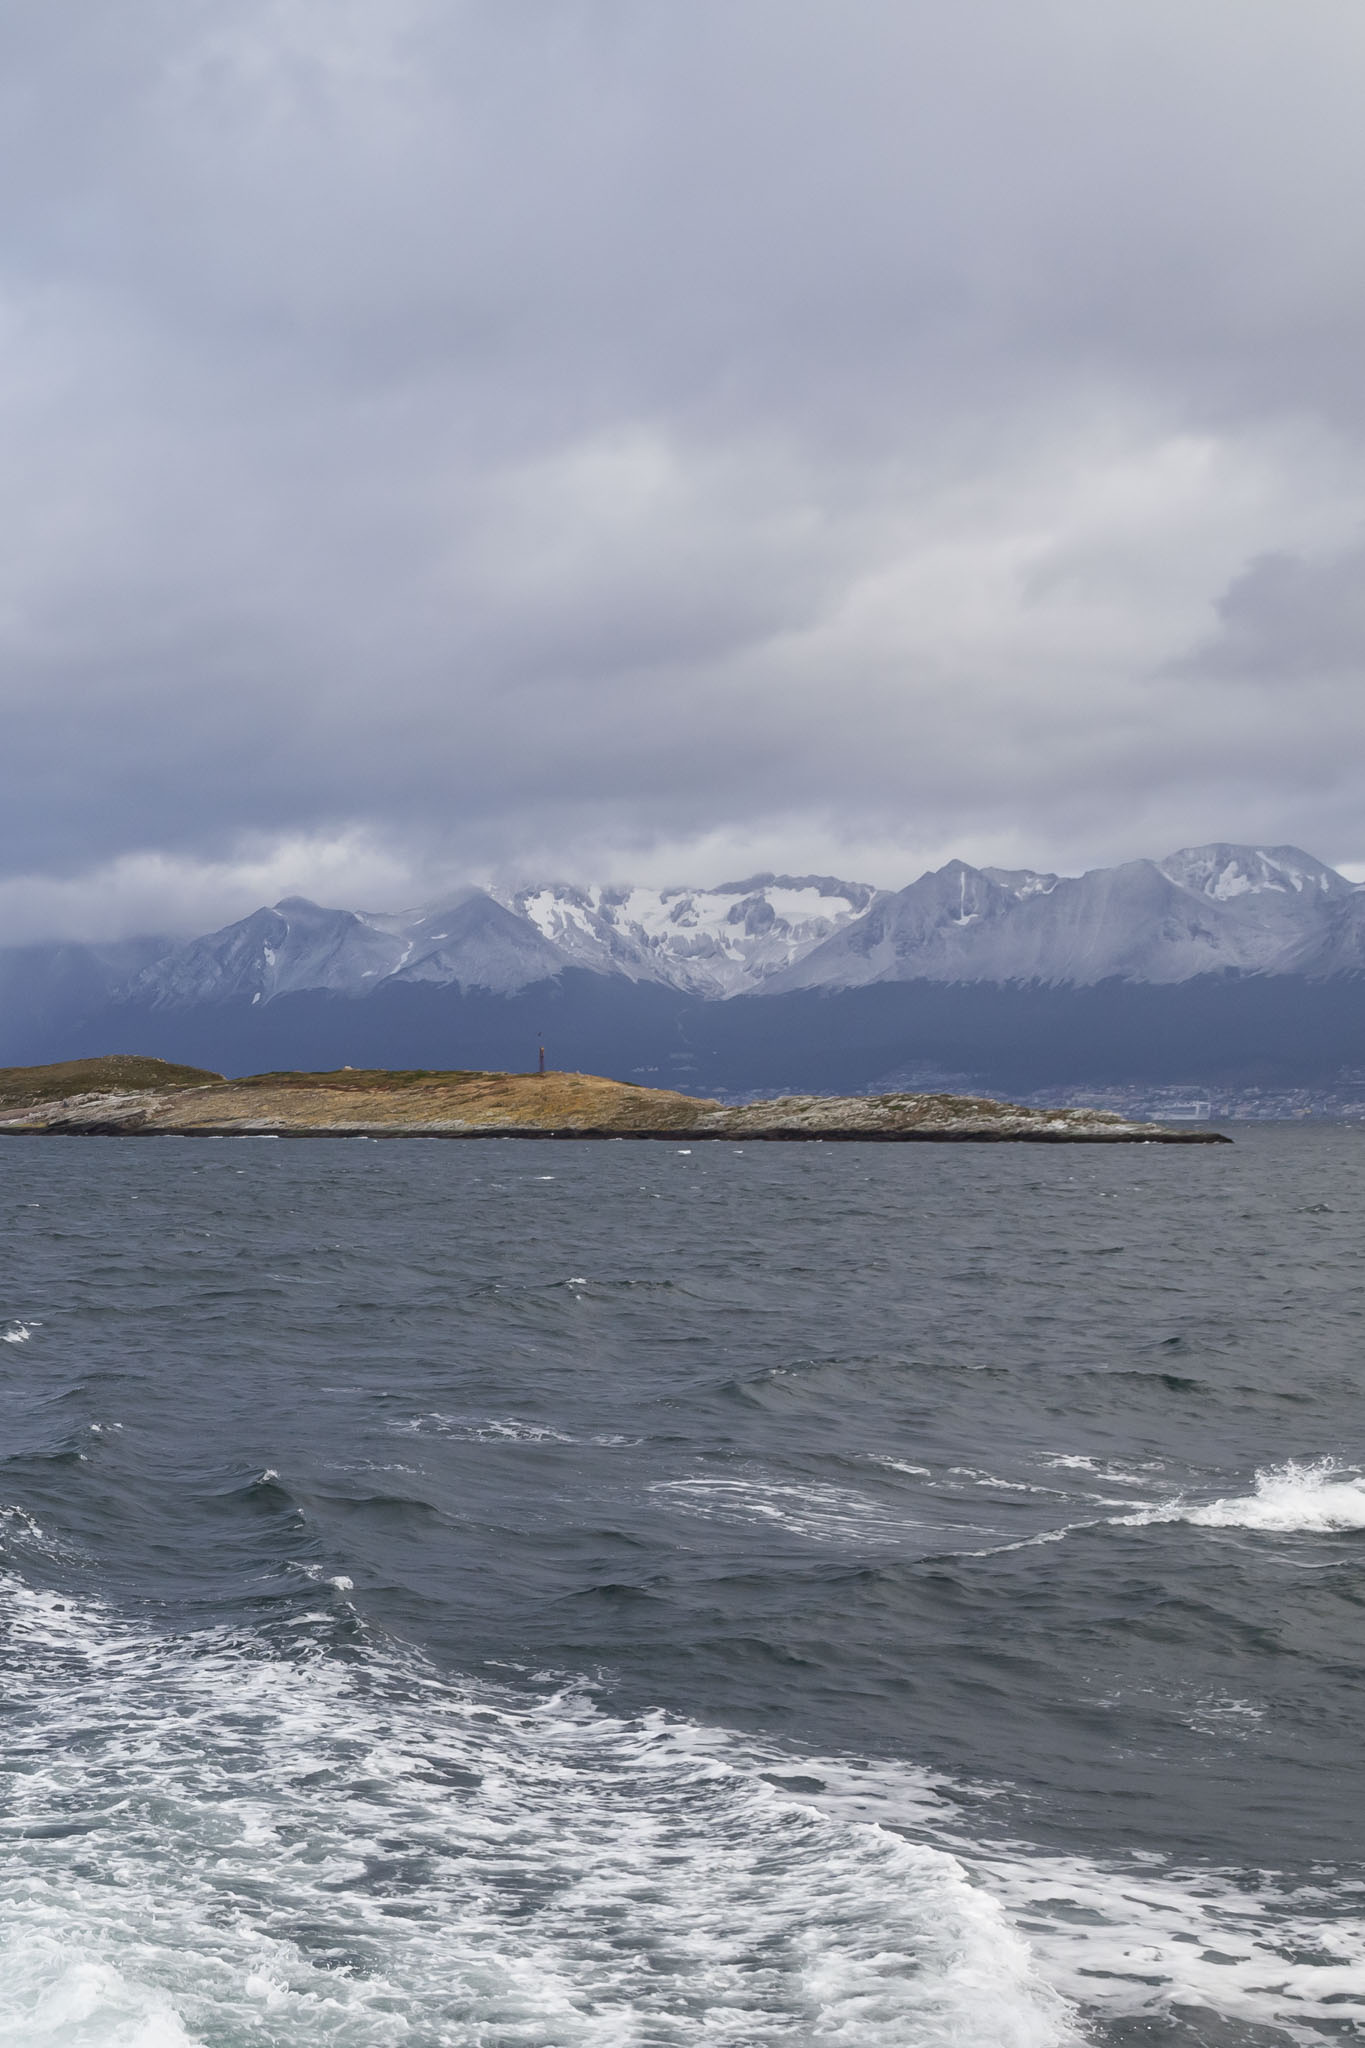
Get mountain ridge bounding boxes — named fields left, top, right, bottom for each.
left=85, top=842, right=1365, bottom=1011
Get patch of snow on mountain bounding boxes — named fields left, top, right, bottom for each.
left=498, top=875, right=878, bottom=995
left=980, top=868, right=1061, bottom=901
left=381, top=893, right=569, bottom=994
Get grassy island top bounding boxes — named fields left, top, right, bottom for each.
left=0, top=1055, right=1228, bottom=1143
left=0, top=1054, right=224, bottom=1108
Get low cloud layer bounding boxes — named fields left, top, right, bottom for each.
left=5, top=2, right=1365, bottom=939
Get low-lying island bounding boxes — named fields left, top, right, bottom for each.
left=0, top=1056, right=1229, bottom=1143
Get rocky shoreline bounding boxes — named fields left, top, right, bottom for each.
left=0, top=1057, right=1230, bottom=1143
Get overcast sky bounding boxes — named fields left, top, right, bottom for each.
left=4, top=0, right=1365, bottom=940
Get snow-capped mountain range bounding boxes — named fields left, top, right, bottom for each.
left=767, top=844, right=1365, bottom=990
left=118, top=874, right=878, bottom=1007
left=112, top=845, right=1365, bottom=1010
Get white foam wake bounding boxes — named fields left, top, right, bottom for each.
left=2, top=1578, right=1360, bottom=2045
left=1118, top=1459, right=1365, bottom=1534
left=0, top=1582, right=1075, bottom=2048
left=794, top=1752, right=1365, bottom=2045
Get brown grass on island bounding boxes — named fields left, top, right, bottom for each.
left=0, top=1058, right=712, bottom=1133
left=0, top=1056, right=1229, bottom=1141
left=181, top=1066, right=712, bottom=1133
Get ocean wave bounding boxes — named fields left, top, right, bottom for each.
left=1, top=1579, right=1358, bottom=2045
left=1117, top=1459, right=1365, bottom=1534
left=0, top=1582, right=1075, bottom=2048
left=652, top=1475, right=925, bottom=1546
left=0, top=1932, right=194, bottom=2048
left=1039, top=1453, right=1169, bottom=1487
left=754, top=1748, right=1365, bottom=2043
left=390, top=1413, right=636, bottom=1445
left=289, top=1560, right=356, bottom=1594
left=977, top=1841, right=1365, bottom=2041
left=657, top=1454, right=1365, bottom=1563
left=936, top=1458, right=1365, bottom=1554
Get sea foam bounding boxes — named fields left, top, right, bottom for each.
left=1, top=1573, right=1361, bottom=2046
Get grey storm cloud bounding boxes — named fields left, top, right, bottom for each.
left=1189, top=545, right=1365, bottom=683
left=4, top=0, right=1365, bottom=935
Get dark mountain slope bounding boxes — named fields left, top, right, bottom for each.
left=5, top=967, right=1364, bottom=1100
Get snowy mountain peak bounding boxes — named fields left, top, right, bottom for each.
left=768, top=843, right=1365, bottom=992
left=1157, top=844, right=1353, bottom=902
left=129, top=899, right=408, bottom=1008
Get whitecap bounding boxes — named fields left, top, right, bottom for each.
left=1117, top=1459, right=1365, bottom=1534
left=391, top=1413, right=578, bottom=1443
left=288, top=1562, right=356, bottom=1595
left=0, top=1505, right=45, bottom=1543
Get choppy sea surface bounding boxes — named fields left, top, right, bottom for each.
left=1, top=1127, right=1362, bottom=2047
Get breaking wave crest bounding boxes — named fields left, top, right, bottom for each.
left=1118, top=1459, right=1365, bottom=1534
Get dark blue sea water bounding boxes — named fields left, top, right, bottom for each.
left=1, top=1129, right=1362, bottom=2045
